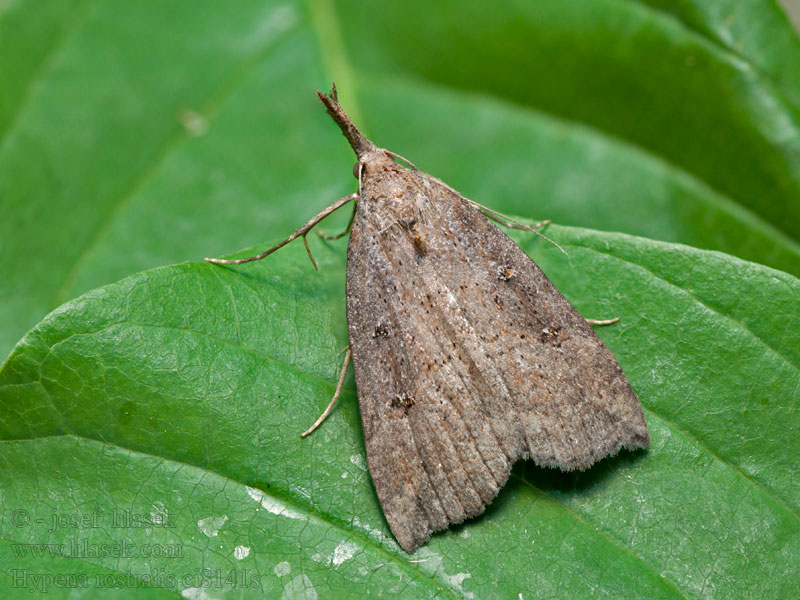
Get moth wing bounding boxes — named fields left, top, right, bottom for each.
left=345, top=173, right=648, bottom=552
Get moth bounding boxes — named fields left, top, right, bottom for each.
left=207, top=86, right=649, bottom=553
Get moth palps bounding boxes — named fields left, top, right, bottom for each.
left=206, top=86, right=649, bottom=553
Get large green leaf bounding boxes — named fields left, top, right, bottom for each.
left=2, top=0, right=800, bottom=360
left=1, top=224, right=798, bottom=598
left=2, top=0, right=799, bottom=596
left=631, top=0, right=800, bottom=107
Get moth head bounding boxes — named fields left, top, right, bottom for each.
left=355, top=149, right=404, bottom=178
left=318, top=85, right=418, bottom=176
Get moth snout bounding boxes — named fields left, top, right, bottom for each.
left=353, top=161, right=365, bottom=179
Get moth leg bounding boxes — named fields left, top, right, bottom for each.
left=471, top=199, right=550, bottom=231
left=204, top=193, right=358, bottom=267
left=585, top=317, right=620, bottom=326
left=301, top=234, right=319, bottom=271
left=479, top=203, right=615, bottom=325
left=482, top=202, right=620, bottom=328
left=317, top=201, right=357, bottom=240
left=301, top=347, right=353, bottom=438
left=469, top=200, right=566, bottom=255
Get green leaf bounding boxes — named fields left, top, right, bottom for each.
left=2, top=1, right=799, bottom=595
left=2, top=0, right=800, bottom=361
left=630, top=0, right=800, bottom=108
left=1, top=225, right=798, bottom=598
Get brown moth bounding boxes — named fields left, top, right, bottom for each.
left=207, top=86, right=649, bottom=553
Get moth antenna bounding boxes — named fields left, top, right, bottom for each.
left=317, top=84, right=376, bottom=158
left=385, top=149, right=418, bottom=170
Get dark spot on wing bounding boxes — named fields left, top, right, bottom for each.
left=539, top=325, right=568, bottom=347
left=390, top=393, right=415, bottom=414
left=497, top=266, right=517, bottom=281
left=373, top=323, right=390, bottom=338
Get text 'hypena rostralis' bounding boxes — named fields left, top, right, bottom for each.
left=206, top=86, right=650, bottom=553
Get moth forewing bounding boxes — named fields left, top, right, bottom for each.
left=345, top=156, right=648, bottom=552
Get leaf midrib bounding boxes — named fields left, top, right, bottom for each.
left=17, top=220, right=798, bottom=524
left=48, top=13, right=304, bottom=310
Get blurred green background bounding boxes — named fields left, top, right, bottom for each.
left=2, top=0, right=800, bottom=360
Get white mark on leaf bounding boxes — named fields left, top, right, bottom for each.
left=331, top=540, right=359, bottom=566
left=274, top=561, right=291, bottom=577
left=444, top=573, right=474, bottom=599
left=349, top=454, right=367, bottom=470
left=246, top=486, right=304, bottom=520
left=178, top=109, right=208, bottom=137
left=197, top=515, right=228, bottom=538
left=238, top=4, right=300, bottom=54
left=280, top=574, right=317, bottom=600
left=351, top=516, right=391, bottom=545
left=181, top=587, right=219, bottom=600
left=413, top=548, right=474, bottom=598
left=234, top=545, right=250, bottom=560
